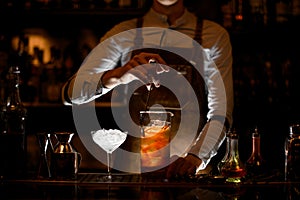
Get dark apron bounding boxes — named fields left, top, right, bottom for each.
left=122, top=17, right=208, bottom=154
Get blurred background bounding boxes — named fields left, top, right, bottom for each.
left=0, top=0, right=299, bottom=174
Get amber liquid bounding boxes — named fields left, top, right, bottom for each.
left=221, top=168, right=247, bottom=178
left=141, top=124, right=171, bottom=171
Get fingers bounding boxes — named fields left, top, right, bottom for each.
left=148, top=56, right=169, bottom=74
left=131, top=52, right=166, bottom=67
left=124, top=52, right=169, bottom=85
left=166, top=157, right=186, bottom=179
left=123, top=57, right=149, bottom=84
left=166, top=155, right=199, bottom=179
left=142, top=52, right=167, bottom=66
left=166, top=157, right=185, bottom=179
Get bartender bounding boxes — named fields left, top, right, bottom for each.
left=62, top=0, right=233, bottom=179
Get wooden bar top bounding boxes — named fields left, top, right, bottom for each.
left=1, top=173, right=300, bottom=199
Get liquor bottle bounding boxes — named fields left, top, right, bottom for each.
left=0, top=33, right=9, bottom=102
left=41, top=46, right=62, bottom=102
left=276, top=0, right=291, bottom=23
left=221, top=0, right=235, bottom=28
left=9, top=33, right=33, bottom=102
left=29, top=46, right=43, bottom=102
left=234, top=0, right=245, bottom=29
left=292, top=0, right=300, bottom=16
left=249, top=0, right=268, bottom=27
left=245, top=127, right=266, bottom=180
left=221, top=129, right=247, bottom=183
left=118, top=0, right=131, bottom=8
left=285, top=124, right=300, bottom=181
left=0, top=66, right=27, bottom=179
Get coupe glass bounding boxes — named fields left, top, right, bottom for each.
left=91, top=129, right=127, bottom=181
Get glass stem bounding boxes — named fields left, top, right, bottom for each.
left=107, top=152, right=112, bottom=180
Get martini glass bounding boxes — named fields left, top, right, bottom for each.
left=91, top=129, right=127, bottom=181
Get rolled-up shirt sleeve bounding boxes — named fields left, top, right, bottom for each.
left=188, top=25, right=233, bottom=171
left=61, top=36, right=124, bottom=105
left=62, top=72, right=109, bottom=105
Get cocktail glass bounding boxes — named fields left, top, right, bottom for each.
left=91, top=129, right=127, bottom=181
left=140, top=110, right=173, bottom=173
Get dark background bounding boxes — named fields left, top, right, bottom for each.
left=0, top=0, right=299, bottom=175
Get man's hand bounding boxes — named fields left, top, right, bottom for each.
left=166, top=154, right=202, bottom=179
left=101, top=52, right=168, bottom=88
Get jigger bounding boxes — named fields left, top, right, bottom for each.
left=36, top=132, right=52, bottom=179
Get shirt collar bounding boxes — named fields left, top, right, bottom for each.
left=147, top=8, right=189, bottom=28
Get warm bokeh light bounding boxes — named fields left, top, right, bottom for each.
left=11, top=28, right=71, bottom=64
left=235, top=14, right=243, bottom=21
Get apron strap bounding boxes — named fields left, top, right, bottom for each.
left=194, top=17, right=203, bottom=44
left=135, top=17, right=203, bottom=45
left=134, top=17, right=144, bottom=48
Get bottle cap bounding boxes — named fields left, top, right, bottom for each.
left=9, top=66, right=20, bottom=74
left=252, top=127, right=260, bottom=137
left=290, top=124, right=300, bottom=135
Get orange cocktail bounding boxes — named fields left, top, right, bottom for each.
left=141, top=124, right=171, bottom=169
left=140, top=111, right=173, bottom=172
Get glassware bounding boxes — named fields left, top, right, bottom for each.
left=285, top=124, right=300, bottom=181
left=285, top=125, right=300, bottom=200
left=36, top=132, right=51, bottom=179
left=0, top=66, right=27, bottom=179
left=91, top=128, right=127, bottom=181
left=217, top=129, right=232, bottom=175
left=50, top=131, right=81, bottom=180
left=245, top=127, right=266, bottom=180
left=147, top=59, right=161, bottom=90
left=139, top=110, right=173, bottom=173
left=221, top=130, right=246, bottom=183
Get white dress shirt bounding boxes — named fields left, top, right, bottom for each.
left=62, top=8, right=234, bottom=171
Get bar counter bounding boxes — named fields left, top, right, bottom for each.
left=14, top=100, right=297, bottom=199
left=1, top=172, right=300, bottom=199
